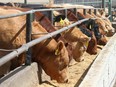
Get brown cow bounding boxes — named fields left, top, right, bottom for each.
left=53, top=12, right=90, bottom=61
left=0, top=8, right=69, bottom=83
left=77, top=10, right=108, bottom=45
left=88, top=9, right=115, bottom=36
left=56, top=10, right=98, bottom=54
left=27, top=9, right=90, bottom=62
left=77, top=9, right=108, bottom=33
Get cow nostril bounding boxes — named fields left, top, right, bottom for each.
left=81, top=58, right=84, bottom=61
left=65, top=79, right=68, bottom=83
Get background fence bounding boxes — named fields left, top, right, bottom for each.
left=54, top=0, right=116, bottom=8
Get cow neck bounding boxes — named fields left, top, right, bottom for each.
left=67, top=10, right=72, bottom=16
left=35, top=12, right=56, bottom=33
left=37, top=15, right=46, bottom=22
left=86, top=19, right=101, bottom=40
left=35, top=12, right=64, bottom=43
left=78, top=24, right=93, bottom=38
left=77, top=12, right=85, bottom=20
left=67, top=10, right=78, bottom=21
left=32, top=38, right=52, bottom=61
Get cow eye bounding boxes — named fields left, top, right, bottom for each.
left=105, top=25, right=109, bottom=28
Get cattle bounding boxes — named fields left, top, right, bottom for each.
left=76, top=9, right=114, bottom=35
left=55, top=10, right=98, bottom=54
left=21, top=8, right=90, bottom=62
left=53, top=12, right=90, bottom=61
left=0, top=8, right=70, bottom=83
left=78, top=24, right=98, bottom=55
left=76, top=10, right=108, bottom=46
left=33, top=10, right=90, bottom=62
left=59, top=9, right=107, bottom=49
left=88, top=9, right=115, bottom=36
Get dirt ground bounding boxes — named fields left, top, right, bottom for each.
left=34, top=36, right=113, bottom=87
left=36, top=45, right=104, bottom=87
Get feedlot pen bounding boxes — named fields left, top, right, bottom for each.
left=0, top=44, right=104, bottom=87
left=0, top=6, right=116, bottom=87
left=39, top=47, right=103, bottom=87
left=0, top=36, right=114, bottom=87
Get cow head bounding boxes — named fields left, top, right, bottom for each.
left=97, top=28, right=108, bottom=45
left=67, top=27, right=90, bottom=62
left=48, top=41, right=69, bottom=83
left=102, top=18, right=115, bottom=36
left=89, top=19, right=108, bottom=46
left=67, top=10, right=78, bottom=21
left=31, top=21, right=69, bottom=83
left=95, top=18, right=108, bottom=34
left=32, top=40, right=69, bottom=83
left=54, top=15, right=71, bottom=29
left=72, top=39, right=90, bottom=62
left=78, top=23, right=97, bottom=55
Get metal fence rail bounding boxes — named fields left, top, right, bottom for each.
left=0, top=18, right=89, bottom=67
left=54, top=0, right=109, bottom=7
left=0, top=7, right=102, bottom=19
left=0, top=7, right=91, bottom=67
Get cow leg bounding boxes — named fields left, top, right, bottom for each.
left=37, top=63, right=42, bottom=84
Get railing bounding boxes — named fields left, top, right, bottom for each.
left=0, top=7, right=92, bottom=67
left=54, top=0, right=109, bottom=7
left=54, top=0, right=113, bottom=21
left=0, top=6, right=110, bottom=68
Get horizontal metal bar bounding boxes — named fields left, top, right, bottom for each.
left=68, top=1, right=109, bottom=4
left=0, top=7, right=103, bottom=19
left=0, top=18, right=89, bottom=67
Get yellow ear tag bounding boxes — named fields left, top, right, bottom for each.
left=55, top=49, right=60, bottom=56
left=60, top=18, right=64, bottom=26
left=84, top=41, right=89, bottom=48
left=85, top=41, right=89, bottom=47
left=89, top=25, right=92, bottom=29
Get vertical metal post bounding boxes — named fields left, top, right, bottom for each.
left=50, top=10, right=54, bottom=25
left=64, top=9, right=67, bottom=18
left=94, top=9, right=97, bottom=15
left=24, top=0, right=27, bottom=4
left=74, top=8, right=77, bottom=17
left=84, top=9, right=86, bottom=15
left=102, top=0, right=106, bottom=9
left=108, top=0, right=112, bottom=21
left=89, top=9, right=92, bottom=14
left=25, top=13, right=33, bottom=65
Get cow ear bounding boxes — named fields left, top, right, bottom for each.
left=55, top=41, right=64, bottom=55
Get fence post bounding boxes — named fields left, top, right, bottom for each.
left=50, top=10, right=54, bottom=25
left=89, top=9, right=92, bottom=14
left=25, top=13, right=33, bottom=65
left=64, top=9, right=67, bottom=18
left=24, top=0, right=27, bottom=4
left=74, top=8, right=77, bottom=17
left=84, top=9, right=86, bottom=15
left=102, top=0, right=106, bottom=9
left=108, top=0, right=112, bottom=21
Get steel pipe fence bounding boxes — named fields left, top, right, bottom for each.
left=54, top=0, right=109, bottom=7
left=0, top=17, right=89, bottom=67
left=54, top=0, right=113, bottom=21
left=0, top=7, right=104, bottom=66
